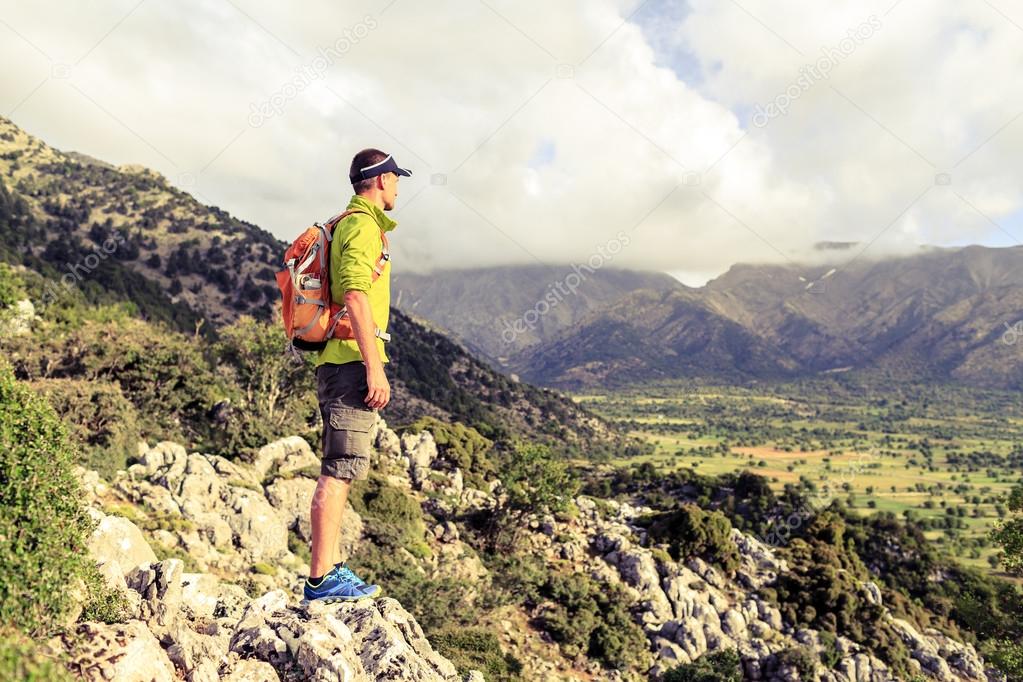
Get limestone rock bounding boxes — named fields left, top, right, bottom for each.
left=250, top=436, right=319, bottom=482
left=63, top=620, right=177, bottom=682
left=87, top=510, right=158, bottom=576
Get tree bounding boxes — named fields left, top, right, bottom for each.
left=990, top=484, right=1023, bottom=574
left=486, top=441, right=579, bottom=552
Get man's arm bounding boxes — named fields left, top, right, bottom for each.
left=343, top=288, right=390, bottom=409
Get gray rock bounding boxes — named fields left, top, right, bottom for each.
left=87, top=510, right=157, bottom=576
left=250, top=436, right=319, bottom=481
left=62, top=620, right=177, bottom=682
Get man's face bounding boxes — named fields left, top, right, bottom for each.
left=382, top=171, right=399, bottom=210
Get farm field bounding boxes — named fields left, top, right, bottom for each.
left=572, top=379, right=1023, bottom=574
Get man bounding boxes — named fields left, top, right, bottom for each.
left=303, top=148, right=411, bottom=603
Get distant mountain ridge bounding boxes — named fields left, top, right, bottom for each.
left=395, top=247, right=1023, bottom=390
left=392, top=265, right=686, bottom=365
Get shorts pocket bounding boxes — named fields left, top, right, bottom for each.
left=327, top=405, right=376, bottom=456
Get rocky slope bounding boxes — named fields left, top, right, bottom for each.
left=62, top=418, right=995, bottom=681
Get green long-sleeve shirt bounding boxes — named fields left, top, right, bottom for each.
left=314, top=195, right=396, bottom=367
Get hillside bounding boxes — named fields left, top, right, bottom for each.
left=0, top=115, right=281, bottom=327
left=49, top=420, right=1012, bottom=681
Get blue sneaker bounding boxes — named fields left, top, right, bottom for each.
left=303, top=564, right=380, bottom=603
left=335, top=561, right=377, bottom=591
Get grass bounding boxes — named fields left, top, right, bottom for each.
left=576, top=381, right=1023, bottom=575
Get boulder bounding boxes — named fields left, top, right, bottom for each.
left=250, top=436, right=319, bottom=481
left=87, top=510, right=158, bottom=576
left=230, top=592, right=476, bottom=681
left=63, top=620, right=177, bottom=682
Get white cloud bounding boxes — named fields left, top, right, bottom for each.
left=1, top=0, right=1020, bottom=285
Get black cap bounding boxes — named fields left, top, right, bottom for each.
left=349, top=153, right=412, bottom=184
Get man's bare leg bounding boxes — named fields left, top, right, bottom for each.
left=309, top=475, right=352, bottom=578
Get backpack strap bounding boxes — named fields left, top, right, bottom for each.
left=324, top=209, right=392, bottom=341
left=326, top=209, right=389, bottom=279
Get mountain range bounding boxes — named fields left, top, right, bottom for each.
left=396, top=248, right=1023, bottom=391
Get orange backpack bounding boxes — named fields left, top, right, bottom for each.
left=275, top=209, right=391, bottom=352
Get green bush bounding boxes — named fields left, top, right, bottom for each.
left=0, top=262, right=24, bottom=308
left=639, top=504, right=740, bottom=574
left=768, top=513, right=916, bottom=678
left=401, top=417, right=495, bottom=488
left=30, top=378, right=139, bottom=479
left=349, top=474, right=430, bottom=556
left=537, top=571, right=651, bottom=673
left=983, top=639, right=1023, bottom=682
left=430, top=627, right=522, bottom=681
left=663, top=649, right=742, bottom=682
left=0, top=631, right=71, bottom=682
left=348, top=541, right=479, bottom=635
left=210, top=316, right=317, bottom=456
left=79, top=570, right=129, bottom=625
left=818, top=630, right=842, bottom=669
left=0, top=362, right=96, bottom=635
left=775, top=646, right=817, bottom=678
left=485, top=440, right=580, bottom=552
left=4, top=317, right=217, bottom=446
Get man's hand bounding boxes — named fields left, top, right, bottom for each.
left=343, top=288, right=390, bottom=409
left=365, top=363, right=390, bottom=409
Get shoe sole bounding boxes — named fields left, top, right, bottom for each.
left=301, top=586, right=382, bottom=606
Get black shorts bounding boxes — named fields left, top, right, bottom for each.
left=316, top=361, right=377, bottom=481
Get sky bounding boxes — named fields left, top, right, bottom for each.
left=1, top=0, right=1021, bottom=286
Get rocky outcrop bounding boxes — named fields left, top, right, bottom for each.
left=230, top=590, right=464, bottom=681
left=66, top=420, right=483, bottom=682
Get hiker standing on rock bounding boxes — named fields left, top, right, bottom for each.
left=303, top=148, right=411, bottom=602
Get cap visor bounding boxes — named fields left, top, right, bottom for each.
left=396, top=167, right=412, bottom=177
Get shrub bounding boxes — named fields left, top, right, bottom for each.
left=429, top=627, right=522, bottom=681
left=210, top=316, right=317, bottom=455
left=0, top=262, right=24, bottom=308
left=775, top=646, right=818, bottom=677
left=537, top=571, right=651, bottom=673
left=5, top=318, right=217, bottom=446
left=638, top=504, right=740, bottom=574
left=349, top=474, right=430, bottom=556
left=0, top=362, right=96, bottom=635
left=348, top=541, right=479, bottom=635
left=983, top=639, right=1023, bottom=682
left=769, top=513, right=915, bottom=677
left=0, top=630, right=71, bottom=682
left=818, top=630, right=842, bottom=669
left=288, top=531, right=311, bottom=564
left=663, top=649, right=742, bottom=682
left=401, top=417, right=495, bottom=488
left=30, top=378, right=140, bottom=479
left=485, top=440, right=580, bottom=552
